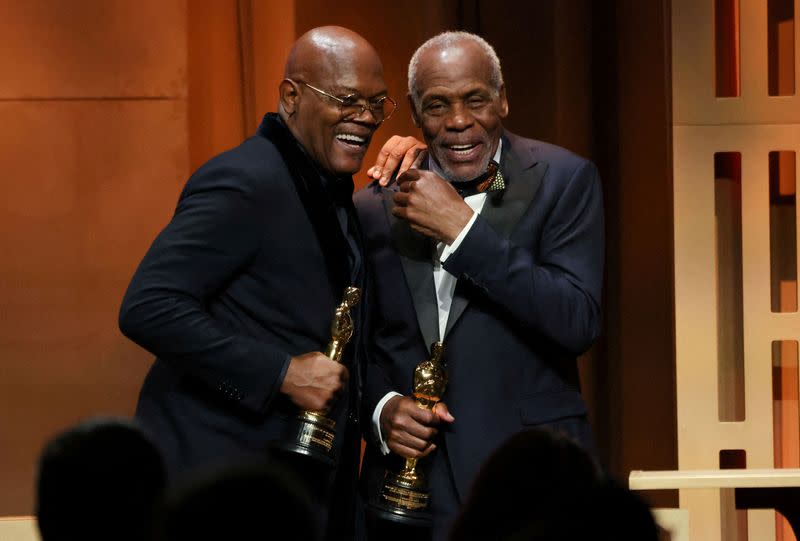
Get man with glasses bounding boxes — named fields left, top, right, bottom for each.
left=119, top=26, right=393, bottom=539
left=355, top=31, right=604, bottom=540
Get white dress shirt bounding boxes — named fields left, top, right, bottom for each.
left=371, top=142, right=502, bottom=454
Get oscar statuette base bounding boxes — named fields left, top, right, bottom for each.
left=368, top=467, right=433, bottom=527
left=272, top=410, right=337, bottom=468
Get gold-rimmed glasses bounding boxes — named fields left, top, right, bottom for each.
left=292, top=79, right=397, bottom=123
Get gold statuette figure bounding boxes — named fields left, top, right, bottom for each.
left=277, top=286, right=361, bottom=466
left=371, top=341, right=447, bottom=526
left=324, top=286, right=360, bottom=362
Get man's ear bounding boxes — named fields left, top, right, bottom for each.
left=279, top=79, right=300, bottom=116
left=407, top=94, right=422, bottom=127
left=497, top=84, right=509, bottom=118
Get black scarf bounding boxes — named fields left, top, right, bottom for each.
left=256, top=113, right=357, bottom=294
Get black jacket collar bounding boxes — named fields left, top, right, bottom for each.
left=256, top=113, right=356, bottom=294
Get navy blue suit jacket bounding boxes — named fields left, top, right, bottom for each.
left=119, top=114, right=365, bottom=495
left=354, top=131, right=604, bottom=538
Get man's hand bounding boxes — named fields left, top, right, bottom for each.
left=392, top=169, right=474, bottom=244
left=367, top=135, right=427, bottom=186
left=380, top=395, right=455, bottom=459
left=279, top=352, right=348, bottom=411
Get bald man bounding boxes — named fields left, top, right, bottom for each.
left=119, top=26, right=395, bottom=537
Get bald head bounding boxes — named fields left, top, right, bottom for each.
left=278, top=26, right=388, bottom=176
left=285, top=26, right=381, bottom=82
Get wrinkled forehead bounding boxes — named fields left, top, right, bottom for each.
left=309, top=40, right=386, bottom=94
left=415, top=41, right=493, bottom=92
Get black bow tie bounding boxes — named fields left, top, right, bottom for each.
left=451, top=161, right=505, bottom=198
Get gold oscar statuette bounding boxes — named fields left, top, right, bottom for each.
left=371, top=341, right=447, bottom=526
left=277, top=286, right=361, bottom=466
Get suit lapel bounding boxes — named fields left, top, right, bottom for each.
left=258, top=114, right=351, bottom=294
left=382, top=190, right=439, bottom=352
left=444, top=134, right=546, bottom=337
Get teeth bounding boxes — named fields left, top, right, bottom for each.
left=336, top=134, right=366, bottom=144
left=449, top=144, right=476, bottom=155
left=449, top=144, right=475, bottom=152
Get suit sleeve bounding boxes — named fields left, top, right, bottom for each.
left=443, top=160, right=604, bottom=355
left=119, top=170, right=290, bottom=414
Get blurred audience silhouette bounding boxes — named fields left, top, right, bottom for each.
left=448, top=427, right=660, bottom=541
left=35, top=420, right=659, bottom=541
left=35, top=417, right=166, bottom=541
left=155, top=460, right=319, bottom=541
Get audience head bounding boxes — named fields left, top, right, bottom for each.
left=35, top=417, right=166, bottom=541
left=449, top=427, right=661, bottom=540
left=156, top=462, right=318, bottom=541
left=280, top=26, right=390, bottom=176
left=449, top=427, right=602, bottom=541
left=497, top=477, right=662, bottom=541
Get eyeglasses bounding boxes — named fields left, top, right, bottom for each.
left=292, top=79, right=397, bottom=123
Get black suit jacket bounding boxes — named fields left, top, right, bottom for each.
left=354, top=131, right=604, bottom=538
left=119, top=114, right=365, bottom=500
